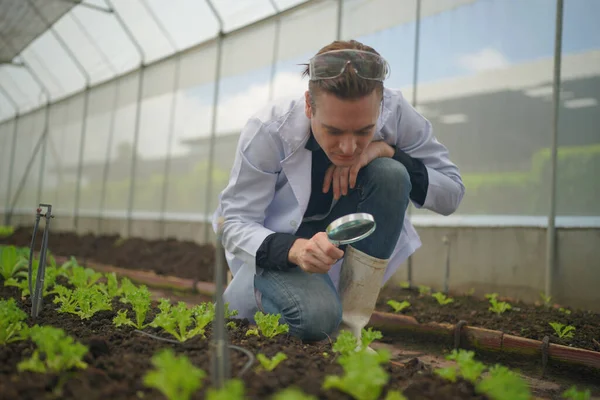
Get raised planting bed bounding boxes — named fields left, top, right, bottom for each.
left=375, top=285, right=600, bottom=353
left=0, top=226, right=215, bottom=282
left=1, top=257, right=560, bottom=400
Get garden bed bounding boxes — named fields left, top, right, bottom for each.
left=0, top=226, right=215, bottom=282
left=376, top=286, right=600, bottom=353
left=2, top=276, right=529, bottom=400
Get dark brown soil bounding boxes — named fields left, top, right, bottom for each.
left=0, top=226, right=215, bottom=283
left=376, top=286, right=600, bottom=352
left=0, top=284, right=492, bottom=400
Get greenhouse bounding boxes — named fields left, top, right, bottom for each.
left=0, top=0, right=599, bottom=399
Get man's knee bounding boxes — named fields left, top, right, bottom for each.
left=254, top=269, right=342, bottom=342
left=361, top=157, right=412, bottom=199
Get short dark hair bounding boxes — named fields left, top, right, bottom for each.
left=302, top=40, right=384, bottom=113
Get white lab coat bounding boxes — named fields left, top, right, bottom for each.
left=212, top=87, right=465, bottom=320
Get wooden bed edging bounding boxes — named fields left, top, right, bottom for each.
left=368, top=311, right=600, bottom=371
left=51, top=256, right=600, bottom=371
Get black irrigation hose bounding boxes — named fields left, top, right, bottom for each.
left=134, top=330, right=255, bottom=377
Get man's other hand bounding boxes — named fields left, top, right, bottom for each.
left=323, top=140, right=394, bottom=200
left=288, top=232, right=344, bottom=274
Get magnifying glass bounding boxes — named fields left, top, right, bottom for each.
left=326, top=212, right=376, bottom=246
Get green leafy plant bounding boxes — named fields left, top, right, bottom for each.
left=440, top=350, right=487, bottom=383
left=559, top=307, right=572, bottom=315
left=475, top=364, right=530, bottom=400
left=332, top=328, right=383, bottom=355
left=549, top=322, right=576, bottom=339
left=398, top=281, right=410, bottom=289
left=143, top=349, right=205, bottom=400
left=271, top=387, right=317, bottom=400
left=562, top=385, right=591, bottom=400
left=418, top=285, right=431, bottom=295
left=0, top=298, right=30, bottom=344
left=206, top=379, right=245, bottom=400
left=149, top=299, right=214, bottom=342
left=0, top=245, right=27, bottom=281
left=487, top=294, right=512, bottom=315
left=256, top=352, right=287, bottom=371
left=246, top=311, right=289, bottom=338
left=53, top=285, right=113, bottom=319
left=66, top=262, right=103, bottom=288
left=434, top=350, right=531, bottom=400
left=0, top=225, right=14, bottom=238
left=432, top=292, right=454, bottom=305
left=113, top=283, right=152, bottom=329
left=384, top=392, right=408, bottom=400
left=540, top=292, right=552, bottom=307
left=323, top=347, right=391, bottom=400
left=98, top=272, right=125, bottom=298
left=17, top=325, right=88, bottom=373
left=387, top=300, right=410, bottom=313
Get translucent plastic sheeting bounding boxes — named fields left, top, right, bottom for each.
left=211, top=0, right=276, bottom=32
left=555, top=0, right=600, bottom=217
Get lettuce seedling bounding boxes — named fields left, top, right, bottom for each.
left=0, top=225, right=14, bottom=238
left=332, top=328, right=383, bottom=355
left=0, top=245, right=27, bottom=280
left=384, top=392, right=408, bottom=400
left=562, top=385, right=591, bottom=400
left=445, top=349, right=486, bottom=383
left=18, top=325, right=88, bottom=373
left=246, top=311, right=289, bottom=338
left=67, top=263, right=103, bottom=288
left=149, top=300, right=215, bottom=342
left=113, top=284, right=152, bottom=329
left=432, top=292, right=454, bottom=305
left=98, top=272, right=124, bottom=298
left=0, top=298, right=29, bottom=344
left=256, top=352, right=287, bottom=371
left=206, top=379, right=245, bottom=400
left=418, top=285, right=431, bottom=296
left=549, top=322, right=576, bottom=339
left=143, top=348, right=205, bottom=400
left=271, top=387, right=318, bottom=400
left=475, top=364, right=531, bottom=400
left=488, top=296, right=512, bottom=315
left=387, top=300, right=410, bottom=313
left=323, top=347, right=391, bottom=400
left=53, top=285, right=113, bottom=319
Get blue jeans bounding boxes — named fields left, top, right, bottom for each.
left=254, top=157, right=412, bottom=342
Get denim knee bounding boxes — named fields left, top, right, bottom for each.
left=361, top=157, right=412, bottom=203
left=254, top=269, right=342, bottom=342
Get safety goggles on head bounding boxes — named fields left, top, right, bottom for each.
left=308, top=49, right=390, bottom=81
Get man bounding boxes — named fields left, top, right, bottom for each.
left=212, top=40, right=464, bottom=345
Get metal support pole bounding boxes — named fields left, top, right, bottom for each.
left=406, top=0, right=421, bottom=288
left=139, top=0, right=181, bottom=238
left=336, top=0, right=343, bottom=40
left=267, top=0, right=280, bottom=101
left=36, top=102, right=50, bottom=205
left=0, top=85, right=19, bottom=224
left=57, top=0, right=113, bottom=14
left=545, top=0, right=564, bottom=299
left=103, top=0, right=145, bottom=236
left=104, top=0, right=146, bottom=237
left=205, top=1, right=230, bottom=388
left=203, top=0, right=225, bottom=244
left=98, top=79, right=121, bottom=233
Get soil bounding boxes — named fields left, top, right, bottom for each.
left=0, top=226, right=215, bottom=283
left=376, top=286, right=600, bottom=353
left=0, top=284, right=493, bottom=400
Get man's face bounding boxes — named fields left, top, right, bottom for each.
left=305, top=90, right=380, bottom=167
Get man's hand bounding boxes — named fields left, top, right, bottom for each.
left=288, top=232, right=344, bottom=274
left=323, top=141, right=395, bottom=200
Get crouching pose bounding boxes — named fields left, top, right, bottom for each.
left=212, top=39, right=464, bottom=345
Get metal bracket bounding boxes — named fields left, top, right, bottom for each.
left=454, top=320, right=468, bottom=349
left=29, top=203, right=54, bottom=318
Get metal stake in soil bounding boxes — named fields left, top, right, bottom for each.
left=29, top=203, right=53, bottom=318
left=210, top=217, right=230, bottom=387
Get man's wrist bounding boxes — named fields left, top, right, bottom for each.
left=380, top=142, right=395, bottom=158
left=288, top=238, right=307, bottom=265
